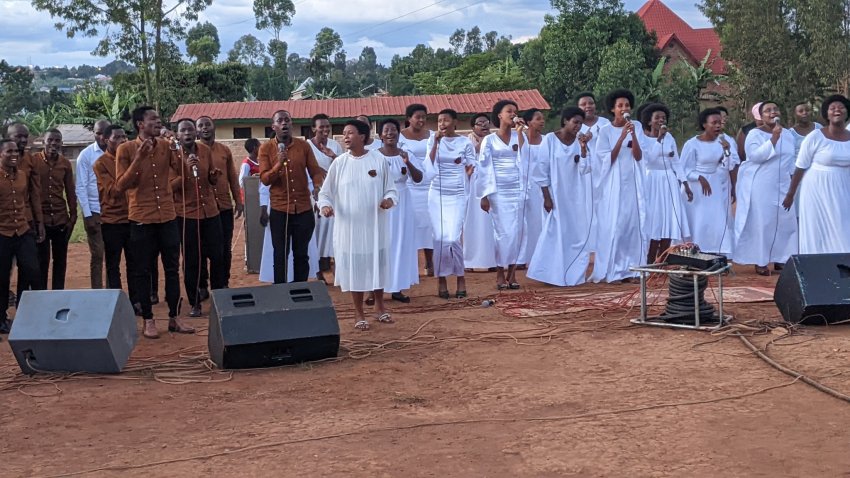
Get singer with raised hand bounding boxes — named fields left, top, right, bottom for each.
left=783, top=95, right=850, bottom=254
left=463, top=113, right=498, bottom=272
left=116, top=106, right=192, bottom=339
left=259, top=110, right=325, bottom=284
left=526, top=107, right=592, bottom=287
left=591, top=89, right=645, bottom=284
left=307, top=113, right=343, bottom=284
left=734, top=102, right=798, bottom=275
left=517, top=108, right=547, bottom=268
left=639, top=103, right=692, bottom=264
left=0, top=139, right=42, bottom=336
left=576, top=92, right=611, bottom=254
left=477, top=99, right=525, bottom=290
left=680, top=108, right=736, bottom=256
left=317, top=120, right=398, bottom=331
left=172, top=119, right=225, bottom=318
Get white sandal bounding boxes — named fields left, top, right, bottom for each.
left=375, top=313, right=394, bottom=324
left=354, top=319, right=370, bottom=330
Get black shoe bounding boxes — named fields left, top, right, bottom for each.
left=391, top=292, right=410, bottom=303
left=198, top=288, right=210, bottom=302
left=150, top=293, right=160, bottom=305
left=0, top=319, right=11, bottom=334
left=189, top=305, right=202, bottom=318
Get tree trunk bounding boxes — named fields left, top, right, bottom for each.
left=139, top=8, right=153, bottom=105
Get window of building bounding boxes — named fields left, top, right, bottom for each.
left=233, top=127, right=252, bottom=139
left=264, top=127, right=274, bottom=139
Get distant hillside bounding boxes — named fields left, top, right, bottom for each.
left=32, top=60, right=135, bottom=91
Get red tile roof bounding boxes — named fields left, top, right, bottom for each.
left=170, top=89, right=550, bottom=123
left=637, top=0, right=725, bottom=74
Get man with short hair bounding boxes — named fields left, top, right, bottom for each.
left=32, top=129, right=76, bottom=290
left=116, top=106, right=193, bottom=339
left=259, top=110, right=325, bottom=283
left=76, top=119, right=110, bottom=289
left=196, top=116, right=243, bottom=291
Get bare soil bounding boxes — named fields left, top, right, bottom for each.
left=2, top=236, right=850, bottom=478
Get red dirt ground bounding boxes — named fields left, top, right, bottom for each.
left=2, top=234, right=850, bottom=478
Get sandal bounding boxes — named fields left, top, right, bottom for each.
left=375, top=312, right=394, bottom=324
left=755, top=266, right=770, bottom=276
left=438, top=290, right=450, bottom=299
left=508, top=282, right=520, bottom=290
left=455, top=290, right=467, bottom=299
left=497, top=283, right=508, bottom=291
left=391, top=292, right=410, bottom=303
left=365, top=295, right=375, bottom=306
left=354, top=320, right=370, bottom=330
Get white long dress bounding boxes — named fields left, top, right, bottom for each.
left=399, top=132, right=435, bottom=250
left=317, top=150, right=398, bottom=292
left=591, top=122, right=646, bottom=282
left=680, top=137, right=737, bottom=255
left=517, top=134, right=546, bottom=265
left=478, top=131, right=523, bottom=268
left=424, top=135, right=476, bottom=277
left=308, top=138, right=343, bottom=258
left=463, top=134, right=497, bottom=269
left=258, top=183, right=318, bottom=283
left=734, top=128, right=798, bottom=265
left=580, top=116, right=611, bottom=252
left=796, top=130, right=850, bottom=253
left=790, top=123, right=823, bottom=158
left=384, top=153, right=420, bottom=292
left=639, top=132, right=690, bottom=241
left=527, top=133, right=592, bottom=286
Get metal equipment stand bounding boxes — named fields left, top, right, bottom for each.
left=629, top=263, right=733, bottom=331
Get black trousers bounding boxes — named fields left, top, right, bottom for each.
left=270, top=209, right=315, bottom=283
left=130, top=220, right=181, bottom=320
left=37, top=224, right=70, bottom=290
left=150, top=251, right=159, bottom=298
left=179, top=215, right=225, bottom=307
left=1, top=232, right=39, bottom=321
left=102, top=223, right=138, bottom=303
left=198, top=208, right=234, bottom=289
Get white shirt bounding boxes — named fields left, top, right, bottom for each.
left=76, top=141, right=105, bottom=217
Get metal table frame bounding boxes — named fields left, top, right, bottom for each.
left=629, top=263, right=733, bottom=331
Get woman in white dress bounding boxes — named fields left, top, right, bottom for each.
left=368, top=119, right=422, bottom=304
left=577, top=92, right=611, bottom=252
left=425, top=109, right=476, bottom=299
left=318, top=120, right=398, bottom=330
left=478, top=100, right=525, bottom=290
left=527, top=107, right=592, bottom=286
left=356, top=115, right=384, bottom=151
left=258, top=183, right=318, bottom=283
left=639, top=103, right=692, bottom=264
left=717, top=106, right=742, bottom=199
left=399, top=104, right=435, bottom=275
left=463, top=113, right=497, bottom=270
left=592, top=89, right=645, bottom=284
left=735, top=101, right=798, bottom=274
left=681, top=108, right=737, bottom=255
left=308, top=113, right=343, bottom=283
left=789, top=101, right=823, bottom=158
left=517, top=108, right=547, bottom=267
left=783, top=95, right=850, bottom=254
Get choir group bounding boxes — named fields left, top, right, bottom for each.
left=2, top=90, right=850, bottom=333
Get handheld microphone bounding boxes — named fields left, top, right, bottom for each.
left=623, top=113, right=631, bottom=121
left=191, top=164, right=199, bottom=178
left=774, top=116, right=781, bottom=124
left=513, top=116, right=528, bottom=130
left=660, top=124, right=668, bottom=130
left=278, top=142, right=286, bottom=153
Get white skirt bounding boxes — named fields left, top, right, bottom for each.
left=684, top=170, right=734, bottom=254
left=644, top=169, right=690, bottom=241
left=798, top=164, right=850, bottom=253
left=409, top=185, right=435, bottom=250
left=489, top=188, right=523, bottom=268
left=386, top=187, right=420, bottom=292
left=518, top=185, right=545, bottom=264
left=463, top=172, right=497, bottom=269
left=429, top=190, right=467, bottom=277
left=314, top=214, right=334, bottom=257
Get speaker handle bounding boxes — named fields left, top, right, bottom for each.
left=231, top=293, right=256, bottom=308
left=289, top=288, right=314, bottom=303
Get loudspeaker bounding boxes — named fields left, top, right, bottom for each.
left=774, top=254, right=850, bottom=325
left=9, top=290, right=138, bottom=374
left=208, top=282, right=340, bottom=369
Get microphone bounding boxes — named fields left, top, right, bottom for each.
left=512, top=116, right=528, bottom=130
left=278, top=142, right=286, bottom=153
left=623, top=113, right=631, bottom=122
left=774, top=116, right=781, bottom=124
left=191, top=164, right=199, bottom=178
left=660, top=124, right=668, bottom=130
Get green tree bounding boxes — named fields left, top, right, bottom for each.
left=309, top=27, right=343, bottom=79
left=0, top=60, right=37, bottom=118
left=228, top=34, right=268, bottom=66
left=253, top=0, right=295, bottom=41
left=593, top=39, right=652, bottom=103
left=464, top=26, right=484, bottom=56
left=186, top=22, right=221, bottom=63
left=31, top=0, right=213, bottom=110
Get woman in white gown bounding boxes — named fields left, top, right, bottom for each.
left=318, top=120, right=398, bottom=330
left=527, top=107, right=592, bottom=286
left=591, top=89, right=646, bottom=284
left=425, top=109, right=476, bottom=299
left=399, top=104, right=435, bottom=275
left=517, top=108, right=547, bottom=266
left=478, top=99, right=525, bottom=290
left=735, top=101, right=798, bottom=274
left=373, top=118, right=422, bottom=303
left=356, top=115, right=384, bottom=151
left=463, top=113, right=497, bottom=270
left=308, top=113, right=343, bottom=283
left=577, top=92, right=611, bottom=253
left=258, top=183, right=318, bottom=283
left=783, top=95, right=850, bottom=254
left=639, top=103, right=692, bottom=264
left=789, top=101, right=823, bottom=158
left=681, top=108, right=738, bottom=255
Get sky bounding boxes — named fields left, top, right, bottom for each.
left=0, top=0, right=710, bottom=68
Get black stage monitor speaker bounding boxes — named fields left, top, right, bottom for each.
left=208, top=282, right=340, bottom=369
left=774, top=254, right=850, bottom=325
left=9, top=290, right=138, bottom=374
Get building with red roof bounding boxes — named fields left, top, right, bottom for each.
left=637, top=0, right=725, bottom=75
left=171, top=89, right=550, bottom=140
